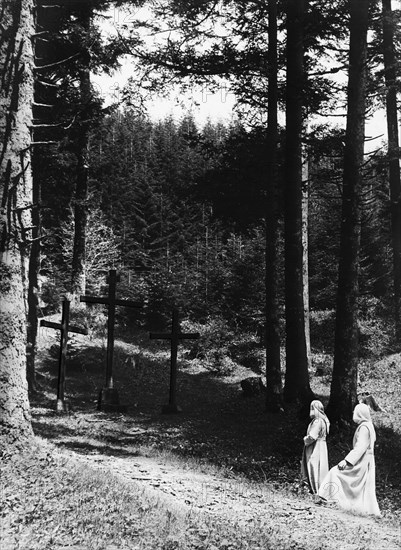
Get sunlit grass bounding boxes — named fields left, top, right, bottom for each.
left=11, top=316, right=401, bottom=549
left=2, top=441, right=314, bottom=550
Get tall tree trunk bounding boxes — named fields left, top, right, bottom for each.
left=265, top=0, right=283, bottom=412
left=26, top=0, right=45, bottom=393
left=26, top=0, right=43, bottom=393
left=302, top=154, right=312, bottom=372
left=26, top=158, right=40, bottom=393
left=382, top=0, right=401, bottom=341
left=0, top=0, right=34, bottom=444
left=327, top=0, right=372, bottom=425
left=71, top=4, right=92, bottom=297
left=283, top=0, right=313, bottom=405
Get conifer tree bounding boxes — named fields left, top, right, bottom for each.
left=328, top=0, right=373, bottom=425
left=283, top=0, right=313, bottom=406
left=0, top=0, right=35, bottom=444
left=382, top=0, right=401, bottom=340
left=265, top=0, right=283, bottom=412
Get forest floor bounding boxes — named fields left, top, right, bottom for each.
left=2, top=319, right=401, bottom=549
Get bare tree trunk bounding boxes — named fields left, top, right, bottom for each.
left=71, top=4, right=92, bottom=297
left=265, top=0, right=283, bottom=412
left=327, top=0, right=372, bottom=425
left=26, top=161, right=40, bottom=393
left=26, top=1, right=43, bottom=393
left=0, top=0, right=35, bottom=444
left=283, top=0, right=313, bottom=405
left=302, top=154, right=312, bottom=371
left=382, top=0, right=401, bottom=341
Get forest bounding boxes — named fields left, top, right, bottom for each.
left=1, top=1, right=401, bottom=549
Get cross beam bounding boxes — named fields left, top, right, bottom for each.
left=40, top=297, right=88, bottom=412
left=150, top=308, right=199, bottom=413
left=80, top=269, right=143, bottom=411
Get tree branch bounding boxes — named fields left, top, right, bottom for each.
left=34, top=53, right=79, bottom=71
left=309, top=65, right=345, bottom=77
left=36, top=79, right=58, bottom=87
left=27, top=141, right=59, bottom=148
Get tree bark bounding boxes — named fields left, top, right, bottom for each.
left=382, top=0, right=401, bottom=342
left=71, top=3, right=92, bottom=297
left=26, top=160, right=40, bottom=393
left=26, top=1, right=44, bottom=393
left=283, top=0, right=313, bottom=405
left=327, top=0, right=372, bottom=425
left=265, top=0, right=283, bottom=412
left=302, top=154, right=312, bottom=372
left=0, top=0, right=35, bottom=444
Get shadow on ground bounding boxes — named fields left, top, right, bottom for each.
left=31, top=332, right=401, bottom=512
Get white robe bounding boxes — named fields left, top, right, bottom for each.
left=318, top=422, right=380, bottom=516
left=301, top=417, right=329, bottom=494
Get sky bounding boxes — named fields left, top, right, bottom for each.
left=92, top=4, right=237, bottom=127
left=92, top=3, right=399, bottom=152
left=93, top=65, right=390, bottom=154
left=92, top=59, right=237, bottom=127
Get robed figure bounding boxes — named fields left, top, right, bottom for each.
left=318, top=403, right=380, bottom=516
left=301, top=400, right=330, bottom=493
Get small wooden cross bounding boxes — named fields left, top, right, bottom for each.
left=80, top=269, right=143, bottom=411
left=150, top=308, right=199, bottom=413
left=40, top=297, right=88, bottom=412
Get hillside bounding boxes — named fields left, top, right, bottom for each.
left=2, top=321, right=400, bottom=549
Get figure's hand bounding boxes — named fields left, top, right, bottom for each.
left=303, top=435, right=315, bottom=446
left=337, top=460, right=349, bottom=470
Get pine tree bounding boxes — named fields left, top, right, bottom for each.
left=283, top=0, right=313, bottom=406
left=0, top=0, right=35, bottom=444
left=328, top=0, right=373, bottom=425
left=265, top=0, right=283, bottom=412
left=382, top=0, right=401, bottom=340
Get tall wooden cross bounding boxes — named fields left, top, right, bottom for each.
left=40, top=297, right=88, bottom=412
left=150, top=308, right=199, bottom=413
left=80, top=269, right=143, bottom=411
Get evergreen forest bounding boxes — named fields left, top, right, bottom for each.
left=1, top=1, right=401, bottom=547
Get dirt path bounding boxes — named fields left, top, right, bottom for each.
left=60, top=445, right=400, bottom=550
left=31, top=332, right=401, bottom=549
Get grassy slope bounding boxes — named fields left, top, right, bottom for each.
left=2, top=438, right=400, bottom=550
left=1, top=322, right=401, bottom=549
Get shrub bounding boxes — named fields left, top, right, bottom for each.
left=182, top=317, right=238, bottom=375
left=358, top=297, right=393, bottom=359
left=228, top=339, right=265, bottom=374
left=39, top=279, right=66, bottom=315
left=69, top=304, right=108, bottom=339
left=310, top=309, right=335, bottom=353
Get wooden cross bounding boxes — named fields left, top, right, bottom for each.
left=80, top=269, right=142, bottom=411
left=40, top=297, right=88, bottom=412
left=150, top=308, right=199, bottom=413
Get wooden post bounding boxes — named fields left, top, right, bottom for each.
left=80, top=269, right=143, bottom=411
left=150, top=308, right=199, bottom=413
left=40, top=297, right=88, bottom=412
left=106, top=269, right=117, bottom=390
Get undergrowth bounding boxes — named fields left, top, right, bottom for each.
left=3, top=310, right=401, bottom=549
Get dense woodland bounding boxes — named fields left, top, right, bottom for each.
left=1, top=0, right=401, bottom=445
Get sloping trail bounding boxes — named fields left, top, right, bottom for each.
left=31, top=333, right=401, bottom=549
left=60, top=445, right=400, bottom=550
